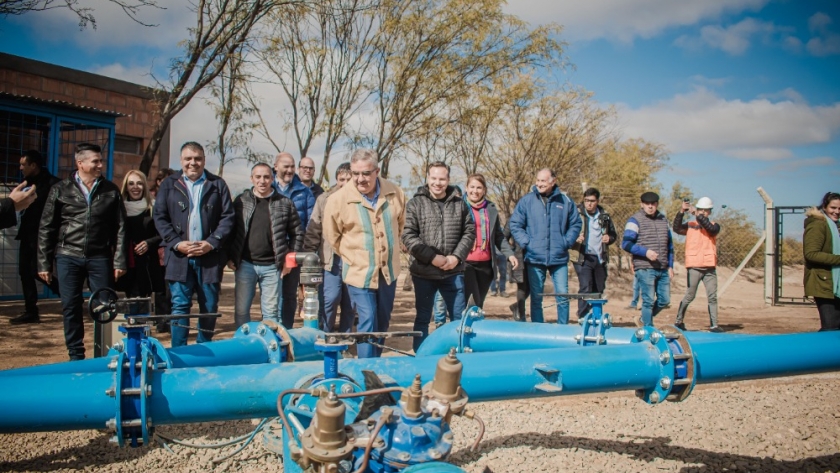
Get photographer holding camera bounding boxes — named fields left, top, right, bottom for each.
left=570, top=188, right=617, bottom=319
left=672, top=196, right=722, bottom=332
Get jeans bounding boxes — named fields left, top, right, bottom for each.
left=573, top=254, right=607, bottom=318
left=489, top=253, right=507, bottom=294
left=20, top=240, right=60, bottom=314
left=630, top=273, right=640, bottom=307
left=636, top=268, right=671, bottom=326
left=234, top=260, right=281, bottom=328
left=412, top=274, right=466, bottom=351
left=676, top=268, right=718, bottom=327
left=322, top=258, right=354, bottom=333
left=281, top=266, right=301, bottom=329
left=55, top=255, right=112, bottom=360
left=169, top=258, right=220, bottom=347
left=346, top=273, right=396, bottom=358
left=527, top=263, right=570, bottom=324
left=433, top=291, right=447, bottom=326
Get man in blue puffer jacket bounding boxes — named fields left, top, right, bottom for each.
left=509, top=168, right=582, bottom=324
left=273, top=152, right=316, bottom=328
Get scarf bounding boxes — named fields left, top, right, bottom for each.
left=125, top=199, right=149, bottom=217
left=825, top=211, right=840, bottom=298
left=466, top=196, right=490, bottom=251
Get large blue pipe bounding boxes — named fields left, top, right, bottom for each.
left=1, top=331, right=838, bottom=433
left=415, top=318, right=758, bottom=356
left=0, top=325, right=324, bottom=378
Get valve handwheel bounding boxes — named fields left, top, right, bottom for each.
left=88, top=287, right=119, bottom=323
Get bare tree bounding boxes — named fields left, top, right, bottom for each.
left=483, top=88, right=612, bottom=217
left=204, top=45, right=265, bottom=176
left=363, top=0, right=563, bottom=178
left=256, top=0, right=377, bottom=184
left=137, top=0, right=301, bottom=176
left=0, top=0, right=160, bottom=28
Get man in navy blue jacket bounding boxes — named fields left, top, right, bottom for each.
left=273, top=152, right=316, bottom=328
left=154, top=142, right=235, bottom=347
left=509, top=168, right=581, bottom=324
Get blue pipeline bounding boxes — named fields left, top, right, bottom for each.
left=2, top=331, right=839, bottom=434
left=415, top=318, right=757, bottom=356
left=0, top=325, right=325, bottom=378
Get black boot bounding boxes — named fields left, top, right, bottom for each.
left=510, top=303, right=525, bottom=322
left=10, top=312, right=40, bottom=324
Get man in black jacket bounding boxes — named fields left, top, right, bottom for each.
left=570, top=187, right=618, bottom=318
left=10, top=150, right=60, bottom=324
left=228, top=163, right=303, bottom=328
left=38, top=143, right=127, bottom=360
left=402, top=161, right=475, bottom=351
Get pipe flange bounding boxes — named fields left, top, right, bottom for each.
left=630, top=326, right=673, bottom=404
left=457, top=307, right=483, bottom=354
left=235, top=321, right=287, bottom=363
left=661, top=325, right=697, bottom=402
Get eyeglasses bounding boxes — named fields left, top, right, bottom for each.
left=299, top=166, right=315, bottom=171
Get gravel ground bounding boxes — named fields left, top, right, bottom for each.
left=2, top=272, right=838, bottom=472
left=2, top=374, right=839, bottom=472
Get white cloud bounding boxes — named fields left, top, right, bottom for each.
left=808, top=12, right=832, bottom=32
left=90, top=63, right=157, bottom=87
left=806, top=12, right=840, bottom=56
left=674, top=17, right=779, bottom=55
left=617, top=87, right=840, bottom=156
left=724, top=148, right=793, bottom=161
left=760, top=156, right=835, bottom=175
left=502, top=0, right=769, bottom=42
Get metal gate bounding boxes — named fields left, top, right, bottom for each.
left=773, top=206, right=812, bottom=305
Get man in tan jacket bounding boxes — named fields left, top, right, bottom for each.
left=324, top=149, right=406, bottom=357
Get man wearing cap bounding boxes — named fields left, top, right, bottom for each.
left=621, top=191, right=673, bottom=326
left=672, top=197, right=722, bottom=332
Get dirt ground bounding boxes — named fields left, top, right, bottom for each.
left=0, top=264, right=819, bottom=369
left=1, top=267, right=837, bottom=473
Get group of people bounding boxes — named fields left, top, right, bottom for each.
left=4, top=141, right=838, bottom=361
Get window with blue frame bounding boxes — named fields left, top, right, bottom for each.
left=0, top=100, right=116, bottom=300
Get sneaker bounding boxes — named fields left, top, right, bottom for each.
left=674, top=322, right=686, bottom=331
left=624, top=305, right=636, bottom=310
left=9, top=312, right=40, bottom=325
left=500, top=292, right=510, bottom=298
left=634, top=316, right=644, bottom=327
left=709, top=326, right=724, bottom=333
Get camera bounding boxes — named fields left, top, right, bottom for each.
left=683, top=198, right=690, bottom=203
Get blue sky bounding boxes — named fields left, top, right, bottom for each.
left=1, top=0, right=839, bottom=229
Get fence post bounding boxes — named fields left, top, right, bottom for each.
left=757, top=187, right=774, bottom=305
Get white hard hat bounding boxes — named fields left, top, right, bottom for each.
left=696, top=197, right=714, bottom=209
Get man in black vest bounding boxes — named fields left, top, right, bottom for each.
left=621, top=191, right=674, bottom=327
